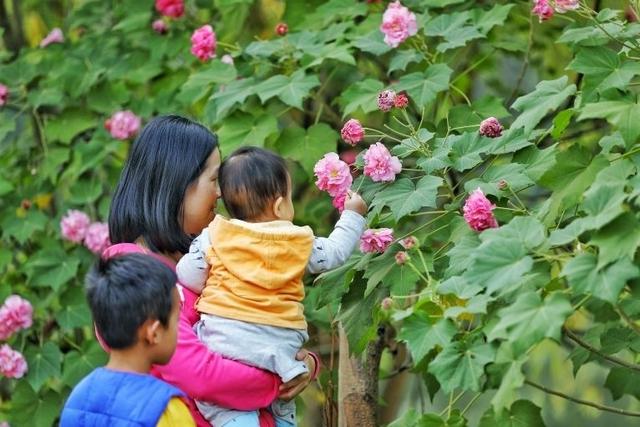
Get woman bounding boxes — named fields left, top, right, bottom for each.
left=106, top=115, right=318, bottom=426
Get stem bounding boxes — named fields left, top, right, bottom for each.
left=616, top=305, right=640, bottom=337
left=460, top=393, right=482, bottom=415
left=563, top=327, right=640, bottom=372
left=383, top=123, right=411, bottom=138
left=508, top=186, right=529, bottom=213
left=449, top=84, right=472, bottom=106
left=406, top=260, right=430, bottom=285
left=508, top=14, right=533, bottom=105
left=409, top=210, right=448, bottom=216
left=524, top=379, right=640, bottom=417
left=396, top=212, right=452, bottom=242
left=452, top=50, right=495, bottom=85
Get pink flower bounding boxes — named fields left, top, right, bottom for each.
left=155, top=0, right=184, bottom=18
left=191, top=25, right=217, bottom=62
left=479, top=117, right=503, bottom=138
left=360, top=228, right=394, bottom=253
left=394, top=93, right=409, bottom=109
left=0, top=345, right=27, bottom=379
left=105, top=110, right=141, bottom=140
left=60, top=210, right=91, bottom=243
left=377, top=89, right=396, bottom=112
left=532, top=0, right=554, bottom=21
left=554, top=0, right=580, bottom=13
left=400, top=236, right=418, bottom=250
left=380, top=1, right=418, bottom=48
left=0, top=421, right=9, bottom=427
left=0, top=295, right=33, bottom=340
left=395, top=251, right=409, bottom=265
left=363, top=142, right=402, bottom=182
left=0, top=84, right=7, bottom=107
left=84, top=222, right=111, bottom=254
left=332, top=192, right=347, bottom=213
left=463, top=188, right=498, bottom=232
left=152, top=19, right=168, bottom=34
left=341, top=119, right=365, bottom=146
left=275, top=23, right=289, bottom=36
left=221, top=54, right=234, bottom=66
left=39, top=28, right=64, bottom=48
left=314, top=153, right=353, bottom=197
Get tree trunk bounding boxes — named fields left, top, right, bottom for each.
left=338, top=325, right=384, bottom=427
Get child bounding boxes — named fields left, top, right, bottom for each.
left=60, top=253, right=195, bottom=427
left=176, top=146, right=367, bottom=427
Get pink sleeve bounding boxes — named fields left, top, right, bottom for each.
left=152, top=289, right=281, bottom=410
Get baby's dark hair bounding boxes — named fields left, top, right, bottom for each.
left=219, top=146, right=289, bottom=221
left=85, top=253, right=176, bottom=349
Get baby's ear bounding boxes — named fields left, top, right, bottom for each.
left=272, top=196, right=285, bottom=219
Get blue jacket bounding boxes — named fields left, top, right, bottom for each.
left=60, top=368, right=185, bottom=426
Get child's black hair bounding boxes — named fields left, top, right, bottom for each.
left=219, top=146, right=289, bottom=221
left=109, top=115, right=218, bottom=254
left=85, top=253, right=177, bottom=349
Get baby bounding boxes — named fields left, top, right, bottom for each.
left=176, top=146, right=367, bottom=427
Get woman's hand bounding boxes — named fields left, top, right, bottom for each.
left=278, top=349, right=317, bottom=401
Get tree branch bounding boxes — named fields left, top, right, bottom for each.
left=563, top=327, right=640, bottom=372
left=524, top=379, right=640, bottom=417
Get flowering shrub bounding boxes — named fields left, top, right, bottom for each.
left=2, top=1, right=640, bottom=426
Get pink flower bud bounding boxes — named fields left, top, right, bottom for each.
left=39, top=28, right=64, bottom=48
left=155, top=0, right=184, bottom=18
left=275, top=23, right=288, bottom=36
left=221, top=54, right=234, bottom=66
left=554, top=0, right=580, bottom=13
left=400, top=236, right=418, bottom=250
left=377, top=89, right=396, bottom=112
left=394, top=92, right=409, bottom=109
left=341, top=119, right=365, bottom=146
left=395, top=251, right=409, bottom=265
left=191, top=25, right=217, bottom=62
left=381, top=297, right=393, bottom=310
left=498, top=179, right=508, bottom=190
left=532, top=0, right=554, bottom=22
left=479, top=117, right=503, bottom=138
left=0, top=84, right=8, bottom=107
left=152, top=19, right=168, bottom=34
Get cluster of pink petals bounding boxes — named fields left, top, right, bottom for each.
left=191, top=25, right=217, bottom=61
left=155, top=0, right=184, bottom=18
left=60, top=210, right=91, bottom=243
left=0, top=296, right=32, bottom=341
left=0, top=84, right=7, bottom=107
left=105, top=110, right=141, bottom=140
left=341, top=119, right=365, bottom=146
left=532, top=0, right=554, bottom=21
left=84, top=222, right=111, bottom=254
left=400, top=236, right=417, bottom=250
left=0, top=344, right=27, bottom=379
left=314, top=153, right=353, bottom=197
left=152, top=19, right=168, bottom=34
left=380, top=1, right=418, bottom=48
left=363, top=142, right=402, bottom=182
left=463, top=188, right=499, bottom=232
left=40, top=28, right=64, bottom=48
left=377, top=89, right=397, bottom=112
left=360, top=228, right=394, bottom=253
left=554, top=0, right=580, bottom=13
left=479, top=117, right=504, bottom=138
left=332, top=192, right=347, bottom=213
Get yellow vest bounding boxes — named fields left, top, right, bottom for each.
left=196, top=215, right=314, bottom=330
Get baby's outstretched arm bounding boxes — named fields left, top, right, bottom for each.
left=307, top=192, right=367, bottom=274
left=176, top=229, right=211, bottom=293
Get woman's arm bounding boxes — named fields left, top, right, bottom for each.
left=153, top=310, right=281, bottom=410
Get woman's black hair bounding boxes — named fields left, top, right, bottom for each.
left=109, top=115, right=218, bottom=254
left=219, top=146, right=289, bottom=221
left=86, top=253, right=177, bottom=349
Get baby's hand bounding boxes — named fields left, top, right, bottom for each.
left=344, top=191, right=367, bottom=216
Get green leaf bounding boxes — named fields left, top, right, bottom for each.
left=480, top=217, right=546, bottom=251
left=423, top=0, right=466, bottom=7
left=420, top=410, right=468, bottom=427
left=472, top=4, right=514, bottom=34
left=363, top=248, right=420, bottom=296
left=490, top=360, right=525, bottom=414
left=338, top=278, right=383, bottom=353
left=486, top=128, right=532, bottom=155
left=308, top=43, right=355, bottom=67
left=511, top=76, right=577, bottom=133
left=207, top=77, right=257, bottom=122
left=44, top=109, right=96, bottom=144
left=446, top=233, right=481, bottom=276
left=464, top=163, right=534, bottom=198
left=312, top=256, right=360, bottom=309
left=479, top=400, right=545, bottom=427
left=255, top=70, right=320, bottom=109
left=463, top=239, right=534, bottom=296
left=62, top=343, right=108, bottom=387
left=444, top=294, right=492, bottom=318
left=437, top=276, right=482, bottom=299
left=437, top=26, right=484, bottom=52
left=513, top=145, right=557, bottom=182
left=216, top=113, right=278, bottom=155
left=1, top=210, right=48, bottom=244
left=389, top=49, right=424, bottom=74
left=372, top=176, right=443, bottom=221
left=604, top=367, right=640, bottom=400
left=389, top=409, right=422, bottom=427
left=10, top=382, right=61, bottom=427
left=398, top=315, right=457, bottom=365
left=568, top=47, right=619, bottom=76
left=394, top=64, right=452, bottom=108
left=429, top=340, right=495, bottom=393
left=24, top=342, right=63, bottom=391
left=550, top=109, right=574, bottom=139
left=338, top=79, right=385, bottom=117
left=56, top=286, right=92, bottom=330
left=276, top=123, right=339, bottom=175
left=448, top=132, right=485, bottom=172
left=176, top=60, right=237, bottom=105
left=562, top=254, right=639, bottom=304
left=353, top=30, right=393, bottom=55
left=579, top=98, right=640, bottom=145
left=591, top=214, right=640, bottom=267
left=488, top=292, right=572, bottom=354
left=69, top=178, right=103, bottom=204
